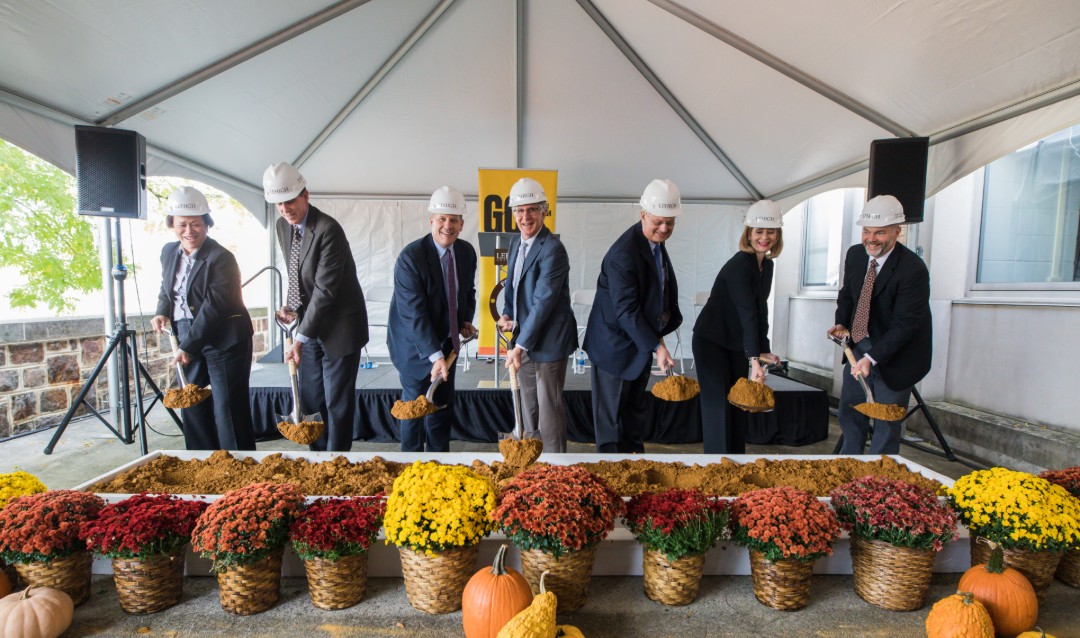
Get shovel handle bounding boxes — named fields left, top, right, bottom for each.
left=285, top=337, right=297, bottom=376
left=166, top=332, right=189, bottom=387
left=508, top=363, right=519, bottom=390
left=842, top=345, right=861, bottom=373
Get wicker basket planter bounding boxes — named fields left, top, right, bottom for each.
left=642, top=549, right=706, bottom=606
left=849, top=536, right=935, bottom=611
left=519, top=545, right=597, bottom=613
left=1056, top=548, right=1080, bottom=588
left=748, top=550, right=814, bottom=611
left=970, top=535, right=1063, bottom=601
left=304, top=553, right=369, bottom=610
left=216, top=548, right=284, bottom=615
left=112, top=550, right=186, bottom=614
left=14, top=550, right=93, bottom=607
left=398, top=545, right=478, bottom=614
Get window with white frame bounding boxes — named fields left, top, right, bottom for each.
left=802, top=188, right=861, bottom=287
left=977, top=125, right=1080, bottom=284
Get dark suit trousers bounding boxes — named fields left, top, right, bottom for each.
left=398, top=357, right=457, bottom=452
left=591, top=362, right=649, bottom=453
left=175, top=320, right=256, bottom=451
left=693, top=333, right=748, bottom=454
left=299, top=339, right=360, bottom=452
left=837, top=339, right=912, bottom=455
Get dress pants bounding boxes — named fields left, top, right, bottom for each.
left=590, top=361, right=650, bottom=453
left=398, top=351, right=457, bottom=452
left=837, top=339, right=912, bottom=455
left=517, top=351, right=569, bottom=453
left=693, top=332, right=748, bottom=454
left=299, top=339, right=360, bottom=452
left=175, top=319, right=256, bottom=451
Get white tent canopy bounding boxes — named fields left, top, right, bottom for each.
left=2, top=0, right=1080, bottom=221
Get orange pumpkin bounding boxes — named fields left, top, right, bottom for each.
left=462, top=544, right=534, bottom=638
left=925, top=591, right=994, bottom=638
left=1016, top=630, right=1057, bottom=638
left=958, top=540, right=1037, bottom=637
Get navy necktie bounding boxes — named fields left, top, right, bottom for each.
left=443, top=249, right=460, bottom=352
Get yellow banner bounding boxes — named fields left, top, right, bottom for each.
left=476, top=169, right=558, bottom=356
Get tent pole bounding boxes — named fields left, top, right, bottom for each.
left=293, top=0, right=459, bottom=169
left=97, top=0, right=377, bottom=127
left=647, top=0, right=917, bottom=138
left=575, top=0, right=763, bottom=200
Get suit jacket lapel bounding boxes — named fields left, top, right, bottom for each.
left=872, top=248, right=901, bottom=299
left=425, top=236, right=447, bottom=311
left=298, top=209, right=316, bottom=271
left=520, top=228, right=547, bottom=279
left=163, top=245, right=181, bottom=313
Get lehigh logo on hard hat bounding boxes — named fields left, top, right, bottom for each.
left=657, top=202, right=677, bottom=209
left=267, top=186, right=292, bottom=194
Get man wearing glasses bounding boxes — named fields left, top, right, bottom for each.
left=496, top=178, right=578, bottom=452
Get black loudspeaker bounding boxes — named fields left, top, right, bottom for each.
left=74, top=125, right=147, bottom=219
left=868, top=136, right=929, bottom=223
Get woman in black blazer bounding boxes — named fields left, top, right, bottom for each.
left=692, top=200, right=784, bottom=454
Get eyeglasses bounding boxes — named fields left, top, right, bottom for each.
left=513, top=205, right=544, bottom=215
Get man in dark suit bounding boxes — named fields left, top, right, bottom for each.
left=584, top=179, right=684, bottom=453
left=151, top=186, right=255, bottom=451
left=828, top=195, right=932, bottom=454
left=497, top=178, right=577, bottom=453
left=264, top=162, right=368, bottom=452
left=388, top=186, right=478, bottom=452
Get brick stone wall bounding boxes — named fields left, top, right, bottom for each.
left=0, top=310, right=270, bottom=438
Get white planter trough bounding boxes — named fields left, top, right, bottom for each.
left=76, top=451, right=968, bottom=577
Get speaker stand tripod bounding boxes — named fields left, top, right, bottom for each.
left=45, top=219, right=181, bottom=455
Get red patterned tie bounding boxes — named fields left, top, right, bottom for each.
left=851, top=259, right=878, bottom=344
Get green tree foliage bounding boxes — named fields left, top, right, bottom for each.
left=0, top=139, right=100, bottom=313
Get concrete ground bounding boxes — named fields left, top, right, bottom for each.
left=3, top=405, right=1078, bottom=637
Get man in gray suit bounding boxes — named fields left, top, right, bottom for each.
left=264, top=162, right=368, bottom=452
left=497, top=178, right=578, bottom=452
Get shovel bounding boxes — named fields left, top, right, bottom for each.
left=390, top=351, right=459, bottom=420
left=827, top=334, right=906, bottom=419
left=497, top=363, right=543, bottom=468
left=274, top=312, right=323, bottom=442
left=650, top=368, right=701, bottom=401
left=728, top=361, right=775, bottom=413
left=161, top=328, right=210, bottom=409
left=827, top=333, right=876, bottom=403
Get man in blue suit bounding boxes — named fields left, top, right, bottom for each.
left=584, top=179, right=684, bottom=453
left=387, top=186, right=478, bottom=452
left=497, top=178, right=578, bottom=452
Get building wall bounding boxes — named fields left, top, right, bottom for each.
left=0, top=311, right=270, bottom=438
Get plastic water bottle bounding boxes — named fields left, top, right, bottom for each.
left=574, top=349, right=586, bottom=374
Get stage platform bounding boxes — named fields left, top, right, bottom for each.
left=249, top=358, right=829, bottom=447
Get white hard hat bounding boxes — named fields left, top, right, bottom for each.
left=166, top=186, right=210, bottom=216
left=428, top=186, right=467, bottom=215
left=263, top=162, right=307, bottom=204
left=857, top=195, right=905, bottom=226
left=640, top=179, right=682, bottom=217
left=508, top=177, right=547, bottom=208
left=744, top=199, right=782, bottom=229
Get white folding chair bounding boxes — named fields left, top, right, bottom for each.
left=689, top=291, right=710, bottom=369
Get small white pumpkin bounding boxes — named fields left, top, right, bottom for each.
left=0, top=587, right=74, bottom=638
